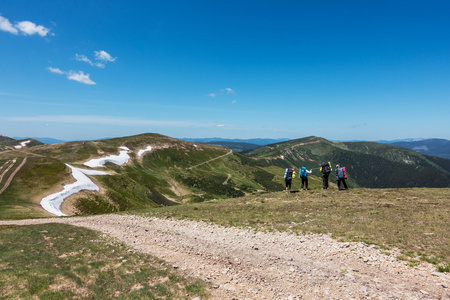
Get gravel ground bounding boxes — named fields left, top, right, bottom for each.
left=1, top=214, right=449, bottom=299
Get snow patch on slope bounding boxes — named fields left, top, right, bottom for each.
left=84, top=146, right=130, bottom=168
left=40, top=164, right=109, bottom=216
left=41, top=145, right=155, bottom=216
left=14, top=140, right=31, bottom=149
left=138, top=146, right=153, bottom=157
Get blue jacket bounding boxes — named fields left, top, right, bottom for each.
left=299, top=167, right=311, bottom=178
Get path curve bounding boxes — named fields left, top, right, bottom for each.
left=0, top=214, right=448, bottom=299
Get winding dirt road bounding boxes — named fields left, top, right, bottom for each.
left=1, top=214, right=449, bottom=299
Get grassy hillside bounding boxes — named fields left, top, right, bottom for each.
left=244, top=136, right=450, bottom=188
left=0, top=133, right=284, bottom=219
left=0, top=135, right=15, bottom=143
left=0, top=223, right=208, bottom=298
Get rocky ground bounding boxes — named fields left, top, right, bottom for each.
left=1, top=214, right=449, bottom=299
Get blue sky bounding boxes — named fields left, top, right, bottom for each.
left=1, top=1, right=450, bottom=141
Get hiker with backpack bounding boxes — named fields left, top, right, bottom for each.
left=320, top=162, right=332, bottom=189
left=284, top=167, right=295, bottom=192
left=335, top=164, right=348, bottom=190
left=299, top=166, right=312, bottom=190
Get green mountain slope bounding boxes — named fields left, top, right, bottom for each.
left=0, top=135, right=15, bottom=143
left=244, top=136, right=450, bottom=188
left=0, top=138, right=43, bottom=152
left=0, top=133, right=284, bottom=219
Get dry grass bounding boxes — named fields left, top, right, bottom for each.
left=137, top=187, right=450, bottom=271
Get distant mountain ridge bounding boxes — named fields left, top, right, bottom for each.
left=200, top=141, right=260, bottom=152
left=333, top=138, right=450, bottom=159
left=182, top=137, right=290, bottom=146
left=387, top=139, right=450, bottom=159
left=13, top=137, right=68, bottom=144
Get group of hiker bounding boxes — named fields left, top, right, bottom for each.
left=283, top=162, right=348, bottom=192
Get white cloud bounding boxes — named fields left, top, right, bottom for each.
left=67, top=71, right=96, bottom=85
left=95, top=50, right=116, bottom=62
left=75, top=51, right=115, bottom=68
left=0, top=14, right=51, bottom=36
left=231, top=100, right=238, bottom=104
left=47, top=67, right=96, bottom=85
left=75, top=54, right=93, bottom=65
left=47, top=67, right=64, bottom=74
left=0, top=15, right=18, bottom=34
left=221, top=88, right=236, bottom=95
left=206, top=93, right=217, bottom=97
left=75, top=54, right=105, bottom=68
left=216, top=124, right=225, bottom=127
left=15, top=21, right=50, bottom=36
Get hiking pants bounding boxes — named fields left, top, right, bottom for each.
left=301, top=177, right=308, bottom=189
left=285, top=179, right=292, bottom=189
left=322, top=174, right=329, bottom=189
left=337, top=178, right=348, bottom=190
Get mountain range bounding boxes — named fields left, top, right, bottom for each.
left=1, top=133, right=449, bottom=219
left=387, top=139, right=450, bottom=159
left=0, top=133, right=283, bottom=219
left=11, top=136, right=450, bottom=160
left=192, top=138, right=450, bottom=160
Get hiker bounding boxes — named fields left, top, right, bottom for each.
left=299, top=166, right=312, bottom=190
left=320, top=162, right=332, bottom=189
left=335, top=164, right=348, bottom=190
left=284, top=167, right=294, bottom=192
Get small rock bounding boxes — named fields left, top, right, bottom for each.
left=420, top=290, right=429, bottom=295
left=442, top=283, right=448, bottom=288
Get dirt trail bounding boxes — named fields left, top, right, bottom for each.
left=187, top=150, right=233, bottom=170
left=0, top=214, right=449, bottom=299
left=0, top=157, right=27, bottom=195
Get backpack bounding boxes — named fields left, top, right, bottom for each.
left=300, top=167, right=307, bottom=178
left=285, top=168, right=293, bottom=180
left=343, top=166, right=347, bottom=179
left=321, top=162, right=331, bottom=174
